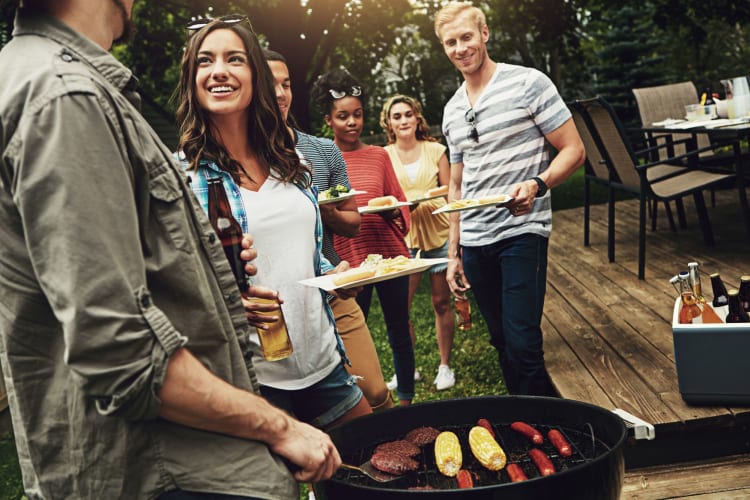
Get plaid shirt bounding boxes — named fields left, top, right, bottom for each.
left=179, top=156, right=334, bottom=273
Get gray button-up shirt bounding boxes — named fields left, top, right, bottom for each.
left=0, top=11, right=296, bottom=500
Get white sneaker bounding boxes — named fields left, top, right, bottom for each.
left=386, top=370, right=421, bottom=390
left=434, top=365, right=455, bottom=390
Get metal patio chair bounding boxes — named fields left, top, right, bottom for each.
left=572, top=97, right=733, bottom=279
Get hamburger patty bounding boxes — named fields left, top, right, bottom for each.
left=370, top=451, right=420, bottom=475
left=404, top=426, right=441, bottom=446
left=374, top=439, right=421, bottom=458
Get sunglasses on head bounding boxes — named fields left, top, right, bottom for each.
left=329, top=86, right=362, bottom=99
left=186, top=14, right=254, bottom=33
left=465, top=107, right=479, bottom=142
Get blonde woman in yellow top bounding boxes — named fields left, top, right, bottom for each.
left=381, top=95, right=456, bottom=390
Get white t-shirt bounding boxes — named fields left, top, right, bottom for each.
left=240, top=177, right=339, bottom=389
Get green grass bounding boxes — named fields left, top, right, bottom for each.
left=367, top=280, right=506, bottom=402
left=0, top=170, right=598, bottom=500
left=0, top=434, right=23, bottom=500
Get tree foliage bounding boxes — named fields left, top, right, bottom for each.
left=1, top=0, right=749, bottom=135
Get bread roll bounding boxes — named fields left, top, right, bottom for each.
left=427, top=185, right=449, bottom=197
left=332, top=268, right=377, bottom=286
left=368, top=195, right=398, bottom=208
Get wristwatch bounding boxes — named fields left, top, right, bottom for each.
left=530, top=176, right=548, bottom=197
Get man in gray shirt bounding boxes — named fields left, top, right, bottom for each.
left=0, top=1, right=339, bottom=498
left=436, top=2, right=585, bottom=396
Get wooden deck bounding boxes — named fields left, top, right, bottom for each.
left=543, top=187, right=750, bottom=498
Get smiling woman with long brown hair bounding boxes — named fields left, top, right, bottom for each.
left=175, top=16, right=371, bottom=431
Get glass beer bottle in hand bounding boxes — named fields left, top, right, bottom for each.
left=207, top=177, right=249, bottom=292
left=454, top=296, right=472, bottom=331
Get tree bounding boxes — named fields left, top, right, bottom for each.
left=588, top=3, right=667, bottom=126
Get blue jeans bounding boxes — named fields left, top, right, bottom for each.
left=260, top=362, right=363, bottom=429
left=356, top=274, right=415, bottom=401
left=461, top=233, right=555, bottom=396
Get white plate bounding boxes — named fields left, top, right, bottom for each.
left=358, top=201, right=413, bottom=214
left=299, top=258, right=449, bottom=291
left=317, top=189, right=367, bottom=205
left=432, top=195, right=513, bottom=214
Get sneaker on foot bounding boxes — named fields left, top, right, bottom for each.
left=386, top=370, right=421, bottom=390
left=434, top=365, right=455, bottom=390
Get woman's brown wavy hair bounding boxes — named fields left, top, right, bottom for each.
left=379, top=94, right=436, bottom=145
left=175, top=18, right=309, bottom=187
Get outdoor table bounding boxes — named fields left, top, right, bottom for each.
left=639, top=119, right=750, bottom=239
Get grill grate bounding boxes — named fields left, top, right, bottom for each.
left=334, top=420, right=613, bottom=490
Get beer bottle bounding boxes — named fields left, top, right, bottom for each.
left=710, top=272, right=729, bottom=307
left=207, top=177, right=249, bottom=293
left=678, top=272, right=701, bottom=324
left=687, top=263, right=706, bottom=303
left=726, top=289, right=750, bottom=323
left=454, top=296, right=472, bottom=331
left=688, top=263, right=723, bottom=323
left=739, top=275, right=750, bottom=312
left=704, top=87, right=715, bottom=106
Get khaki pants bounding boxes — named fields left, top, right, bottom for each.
left=330, top=296, right=394, bottom=411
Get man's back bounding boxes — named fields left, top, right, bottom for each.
left=0, top=11, right=295, bottom=499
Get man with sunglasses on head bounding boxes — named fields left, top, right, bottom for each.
left=0, top=1, right=340, bottom=499
left=435, top=2, right=585, bottom=397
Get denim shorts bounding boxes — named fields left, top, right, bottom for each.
left=410, top=240, right=449, bottom=273
left=259, top=362, right=364, bottom=429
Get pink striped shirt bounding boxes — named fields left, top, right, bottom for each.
left=334, top=145, right=411, bottom=266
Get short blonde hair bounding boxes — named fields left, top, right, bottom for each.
left=434, top=2, right=487, bottom=40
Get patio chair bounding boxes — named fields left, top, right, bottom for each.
left=571, top=103, right=687, bottom=265
left=632, top=81, right=710, bottom=159
left=633, top=81, right=739, bottom=206
left=573, top=97, right=734, bottom=279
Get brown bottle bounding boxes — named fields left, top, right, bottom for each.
left=678, top=272, right=701, bottom=324
left=726, top=289, right=750, bottom=323
left=207, top=177, right=249, bottom=292
left=739, top=275, right=750, bottom=312
left=688, top=263, right=723, bottom=323
left=710, top=272, right=729, bottom=308
left=454, top=296, right=472, bottom=331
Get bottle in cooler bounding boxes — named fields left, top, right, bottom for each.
left=726, top=289, right=750, bottom=323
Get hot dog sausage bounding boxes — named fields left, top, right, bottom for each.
left=529, top=448, right=555, bottom=476
left=505, top=463, right=528, bottom=482
left=510, top=421, right=544, bottom=445
left=547, top=429, right=572, bottom=457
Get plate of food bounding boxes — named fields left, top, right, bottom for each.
left=431, top=194, right=513, bottom=214
left=299, top=255, right=450, bottom=291
left=318, top=184, right=367, bottom=204
left=358, top=195, right=413, bottom=214
left=410, top=185, right=449, bottom=203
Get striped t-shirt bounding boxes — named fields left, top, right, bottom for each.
left=442, top=63, right=571, bottom=246
left=295, top=129, right=350, bottom=265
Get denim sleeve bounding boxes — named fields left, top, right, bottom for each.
left=8, top=87, right=187, bottom=420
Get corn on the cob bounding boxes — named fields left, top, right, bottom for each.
left=434, top=431, right=462, bottom=477
left=469, top=425, right=506, bottom=471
